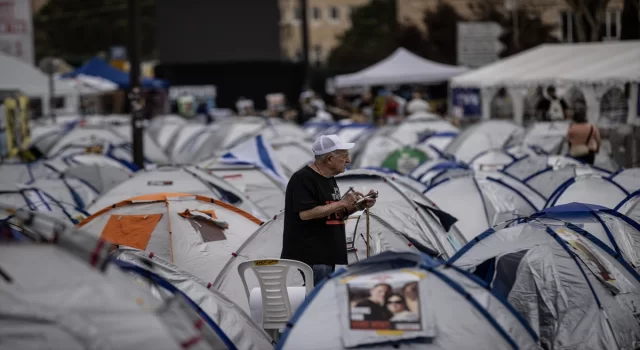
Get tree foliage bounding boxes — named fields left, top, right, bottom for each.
left=564, top=0, right=611, bottom=41
left=34, top=0, right=157, bottom=63
left=326, top=0, right=399, bottom=70
left=421, top=3, right=467, bottom=65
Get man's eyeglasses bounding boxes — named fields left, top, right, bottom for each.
left=388, top=300, right=403, bottom=304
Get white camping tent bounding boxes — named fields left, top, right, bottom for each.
left=522, top=121, right=571, bottom=154
left=0, top=210, right=230, bottom=350
left=450, top=41, right=640, bottom=123
left=44, top=158, right=133, bottom=194
left=0, top=162, right=59, bottom=186
left=423, top=172, right=545, bottom=241
left=617, top=190, right=640, bottom=224
left=19, top=176, right=99, bottom=210
left=545, top=174, right=630, bottom=209
left=78, top=193, right=263, bottom=284
left=278, top=251, right=539, bottom=350
left=197, top=162, right=286, bottom=217
left=86, top=166, right=266, bottom=219
left=610, top=168, right=640, bottom=193
left=113, top=247, right=275, bottom=350
left=335, top=169, right=466, bottom=258
left=333, top=48, right=468, bottom=88
left=0, top=189, right=89, bottom=224
left=450, top=215, right=640, bottom=350
left=445, top=120, right=524, bottom=163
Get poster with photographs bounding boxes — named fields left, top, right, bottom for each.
left=555, top=228, right=619, bottom=293
left=336, top=269, right=435, bottom=347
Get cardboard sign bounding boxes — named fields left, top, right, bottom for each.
left=336, top=269, right=435, bottom=347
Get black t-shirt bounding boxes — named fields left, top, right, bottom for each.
left=356, top=299, right=393, bottom=321
left=536, top=97, right=568, bottom=121
left=280, top=165, right=348, bottom=266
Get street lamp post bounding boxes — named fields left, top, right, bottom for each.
left=300, top=0, right=310, bottom=89
left=128, top=0, right=144, bottom=169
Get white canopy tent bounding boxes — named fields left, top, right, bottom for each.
left=0, top=52, right=79, bottom=115
left=333, top=48, right=469, bottom=88
left=450, top=41, right=640, bottom=124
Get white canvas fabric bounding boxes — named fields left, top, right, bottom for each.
left=336, top=169, right=466, bottom=258
left=451, top=221, right=640, bottom=350
left=269, top=138, right=314, bottom=178
left=197, top=162, right=286, bottom=217
left=610, top=168, right=640, bottom=193
left=79, top=194, right=262, bottom=284
left=87, top=167, right=221, bottom=213
left=18, top=177, right=99, bottom=210
left=110, top=124, right=171, bottom=164
left=424, top=172, right=544, bottom=241
left=47, top=127, right=127, bottom=157
left=0, top=189, right=88, bottom=223
left=114, top=248, right=275, bottom=350
left=617, top=193, right=640, bottom=225
left=523, top=121, right=570, bottom=154
left=278, top=252, right=539, bottom=350
left=0, top=162, right=59, bottom=190
left=445, top=120, right=524, bottom=163
left=546, top=175, right=629, bottom=209
left=333, top=48, right=468, bottom=87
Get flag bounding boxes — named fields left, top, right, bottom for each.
left=220, top=135, right=287, bottom=183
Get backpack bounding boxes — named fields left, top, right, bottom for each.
left=547, top=98, right=565, bottom=121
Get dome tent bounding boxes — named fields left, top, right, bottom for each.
left=112, top=247, right=275, bottom=350
left=19, top=176, right=99, bottom=210
left=0, top=209, right=233, bottom=350
left=335, top=169, right=466, bottom=258
left=444, top=120, right=524, bottom=164
left=197, top=161, right=286, bottom=217
left=545, top=174, right=629, bottom=209
left=78, top=193, right=262, bottom=284
left=0, top=188, right=89, bottom=224
left=423, top=172, right=545, bottom=242
left=449, top=215, right=640, bottom=350
left=609, top=168, right=640, bottom=193
left=277, top=251, right=539, bottom=350
left=44, top=158, right=133, bottom=194
left=86, top=166, right=266, bottom=219
left=616, top=190, right=640, bottom=225
left=409, top=159, right=471, bottom=187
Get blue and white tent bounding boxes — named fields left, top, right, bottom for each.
left=277, top=251, right=539, bottom=350
left=609, top=168, right=640, bottom=193
left=422, top=172, right=545, bottom=241
left=0, top=188, right=89, bottom=224
left=616, top=190, right=640, bottom=225
left=450, top=207, right=640, bottom=350
left=444, top=120, right=524, bottom=164
left=220, top=135, right=288, bottom=184
left=409, top=159, right=470, bottom=187
left=545, top=174, right=630, bottom=209
left=20, top=176, right=99, bottom=211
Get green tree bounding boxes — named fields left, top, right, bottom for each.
left=34, top=0, right=157, bottom=63
left=326, top=0, right=398, bottom=70
left=469, top=1, right=558, bottom=58
left=422, top=3, right=466, bottom=65
left=564, top=0, right=611, bottom=42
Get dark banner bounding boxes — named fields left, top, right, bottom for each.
left=451, top=87, right=482, bottom=118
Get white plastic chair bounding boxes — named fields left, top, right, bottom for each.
left=238, top=259, right=314, bottom=341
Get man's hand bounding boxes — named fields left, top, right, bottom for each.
left=357, top=189, right=377, bottom=210
left=342, top=191, right=363, bottom=212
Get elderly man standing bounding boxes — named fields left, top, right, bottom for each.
left=281, top=134, right=377, bottom=285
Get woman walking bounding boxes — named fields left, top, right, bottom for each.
left=566, top=106, right=600, bottom=165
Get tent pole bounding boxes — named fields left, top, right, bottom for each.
left=365, top=207, right=370, bottom=258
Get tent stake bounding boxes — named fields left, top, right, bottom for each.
left=365, top=207, right=370, bottom=258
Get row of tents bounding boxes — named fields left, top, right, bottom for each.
left=1, top=111, right=639, bottom=349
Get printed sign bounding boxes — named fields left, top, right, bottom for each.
left=451, top=87, right=482, bottom=118
left=337, top=270, right=435, bottom=347
left=381, top=147, right=429, bottom=175
left=0, top=0, right=34, bottom=64
left=555, top=228, right=619, bottom=293
left=147, top=181, right=173, bottom=186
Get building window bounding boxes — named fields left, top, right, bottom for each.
left=603, top=10, right=621, bottom=40
left=294, top=7, right=301, bottom=20
left=329, top=6, right=340, bottom=20
left=313, top=45, right=323, bottom=64
left=311, top=7, right=321, bottom=20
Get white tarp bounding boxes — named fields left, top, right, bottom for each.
left=334, top=48, right=468, bottom=88
left=451, top=41, right=640, bottom=87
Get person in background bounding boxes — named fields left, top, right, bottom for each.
left=536, top=86, right=568, bottom=121
left=280, top=134, right=377, bottom=285
left=327, top=95, right=352, bottom=120
left=355, top=91, right=375, bottom=123
left=567, top=102, right=600, bottom=165
left=383, top=93, right=400, bottom=125
left=405, top=89, right=431, bottom=115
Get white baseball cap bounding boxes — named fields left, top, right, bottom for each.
left=312, top=134, right=355, bottom=155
